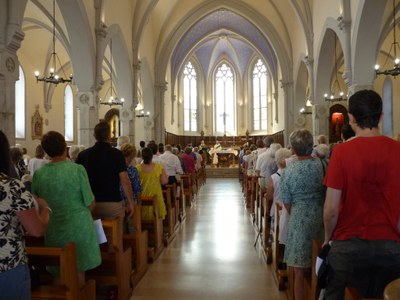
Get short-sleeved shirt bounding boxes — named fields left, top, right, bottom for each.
left=181, top=153, right=195, bottom=173
left=76, top=142, right=127, bottom=202
left=324, top=136, right=400, bottom=241
left=0, top=174, right=35, bottom=272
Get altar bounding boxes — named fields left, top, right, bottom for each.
left=208, top=148, right=239, bottom=167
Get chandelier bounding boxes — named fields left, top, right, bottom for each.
left=34, top=0, right=73, bottom=85
left=375, top=0, right=400, bottom=77
left=324, top=35, right=347, bottom=102
left=300, top=107, right=312, bottom=115
left=100, top=39, right=124, bottom=107
left=136, top=110, right=150, bottom=118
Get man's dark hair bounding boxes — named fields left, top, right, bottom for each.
left=341, top=123, right=355, bottom=141
left=158, top=143, right=164, bottom=154
left=94, top=121, right=110, bottom=142
left=35, top=144, right=45, bottom=158
left=348, top=90, right=382, bottom=129
left=41, top=131, right=66, bottom=158
left=256, top=139, right=264, bottom=148
left=141, top=147, right=153, bottom=164
left=10, top=147, right=22, bottom=163
left=0, top=131, right=11, bottom=175
left=147, top=141, right=158, bottom=155
left=139, top=140, right=145, bottom=148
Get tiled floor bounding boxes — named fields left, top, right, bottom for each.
left=130, top=178, right=287, bottom=300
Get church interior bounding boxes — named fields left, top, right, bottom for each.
left=1, top=0, right=399, bottom=151
left=1, top=0, right=400, bottom=299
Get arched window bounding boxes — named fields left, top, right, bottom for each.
left=15, top=65, right=25, bottom=139
left=214, top=63, right=235, bottom=135
left=252, top=59, right=267, bottom=131
left=64, top=85, right=74, bottom=142
left=382, top=77, right=393, bottom=137
left=183, top=61, right=197, bottom=132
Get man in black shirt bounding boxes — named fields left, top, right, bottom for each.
left=76, top=121, right=134, bottom=221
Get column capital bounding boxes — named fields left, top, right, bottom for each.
left=337, top=16, right=351, bottom=31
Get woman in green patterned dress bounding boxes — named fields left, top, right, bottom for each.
left=280, top=129, right=326, bottom=300
left=32, top=131, right=101, bottom=286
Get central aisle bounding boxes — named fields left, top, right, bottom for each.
left=131, top=178, right=287, bottom=300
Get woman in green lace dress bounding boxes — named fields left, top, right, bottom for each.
left=280, top=129, right=326, bottom=300
left=32, top=131, right=101, bottom=285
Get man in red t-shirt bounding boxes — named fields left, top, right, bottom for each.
left=323, top=90, right=400, bottom=299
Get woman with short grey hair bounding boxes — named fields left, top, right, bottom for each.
left=279, top=129, right=326, bottom=300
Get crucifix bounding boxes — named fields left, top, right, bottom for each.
left=219, top=112, right=229, bottom=136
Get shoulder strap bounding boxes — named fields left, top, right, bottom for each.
left=319, top=158, right=326, bottom=176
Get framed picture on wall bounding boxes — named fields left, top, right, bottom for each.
left=31, top=106, right=43, bottom=140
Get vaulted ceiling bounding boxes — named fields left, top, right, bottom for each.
left=170, top=9, right=278, bottom=79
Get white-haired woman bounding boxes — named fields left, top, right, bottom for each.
left=265, top=147, right=293, bottom=245
left=280, top=129, right=326, bottom=300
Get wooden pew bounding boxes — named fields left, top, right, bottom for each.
left=262, top=185, right=273, bottom=264
left=243, top=174, right=255, bottom=211
left=384, top=278, right=400, bottom=300
left=191, top=171, right=198, bottom=198
left=27, top=242, right=96, bottom=300
left=141, top=195, right=164, bottom=262
left=195, top=167, right=203, bottom=189
left=309, top=239, right=322, bottom=300
left=271, top=203, right=287, bottom=290
left=86, top=217, right=132, bottom=300
left=181, top=174, right=194, bottom=206
left=202, top=164, right=207, bottom=184
left=123, top=203, right=148, bottom=287
left=162, top=186, right=177, bottom=245
left=286, top=240, right=321, bottom=300
left=166, top=183, right=180, bottom=232
left=287, top=266, right=295, bottom=300
left=176, top=179, right=186, bottom=222
left=254, top=178, right=261, bottom=225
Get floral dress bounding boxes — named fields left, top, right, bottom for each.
left=279, top=158, right=325, bottom=268
left=0, top=174, right=35, bottom=272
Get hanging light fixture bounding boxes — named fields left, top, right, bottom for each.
left=375, top=0, right=400, bottom=77
left=100, top=39, right=124, bottom=107
left=300, top=107, right=312, bottom=115
left=135, top=110, right=150, bottom=118
left=324, top=35, right=347, bottom=102
left=34, top=0, right=73, bottom=85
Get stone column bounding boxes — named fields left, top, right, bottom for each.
left=273, top=92, right=279, bottom=124
left=76, top=92, right=98, bottom=147
left=338, top=14, right=352, bottom=88
left=154, top=81, right=167, bottom=142
left=312, top=103, right=330, bottom=141
left=280, top=80, right=294, bottom=144
left=0, top=52, right=20, bottom=144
